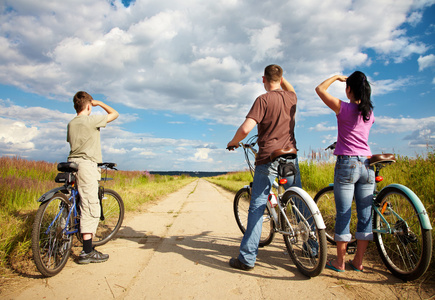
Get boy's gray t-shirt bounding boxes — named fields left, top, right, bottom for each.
left=67, top=115, right=108, bottom=163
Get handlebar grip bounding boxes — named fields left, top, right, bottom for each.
left=325, top=142, right=337, bottom=151
left=98, top=162, right=117, bottom=169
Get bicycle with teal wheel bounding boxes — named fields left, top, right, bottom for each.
left=230, top=135, right=327, bottom=277
left=314, top=142, right=432, bottom=281
left=31, top=162, right=124, bottom=277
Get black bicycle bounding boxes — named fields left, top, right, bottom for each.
left=31, top=162, right=124, bottom=277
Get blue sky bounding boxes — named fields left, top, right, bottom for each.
left=0, top=0, right=434, bottom=172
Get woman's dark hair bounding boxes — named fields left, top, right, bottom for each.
left=346, top=71, right=373, bottom=122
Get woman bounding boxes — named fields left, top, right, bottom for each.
left=315, top=71, right=375, bottom=272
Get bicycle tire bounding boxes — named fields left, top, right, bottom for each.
left=314, top=185, right=357, bottom=245
left=32, top=192, right=74, bottom=277
left=374, top=186, right=432, bottom=281
left=233, top=187, right=275, bottom=247
left=282, top=189, right=327, bottom=277
left=92, top=188, right=124, bottom=246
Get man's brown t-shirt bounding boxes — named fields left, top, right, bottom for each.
left=246, top=89, right=297, bottom=165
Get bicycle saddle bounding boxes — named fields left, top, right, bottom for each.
left=57, top=162, right=79, bottom=173
left=369, top=154, right=396, bottom=166
left=270, top=148, right=297, bottom=161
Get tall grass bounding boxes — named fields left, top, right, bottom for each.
left=207, top=171, right=252, bottom=192
left=0, top=157, right=195, bottom=277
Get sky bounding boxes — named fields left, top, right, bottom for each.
left=0, top=0, right=434, bottom=172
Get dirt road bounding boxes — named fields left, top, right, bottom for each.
left=3, top=179, right=433, bottom=299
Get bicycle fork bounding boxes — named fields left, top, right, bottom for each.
left=99, top=186, right=105, bottom=221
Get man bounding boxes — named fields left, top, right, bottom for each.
left=227, top=64, right=301, bottom=270
left=67, top=91, right=119, bottom=264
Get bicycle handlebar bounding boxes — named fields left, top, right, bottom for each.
left=325, top=142, right=337, bottom=151
left=227, top=142, right=257, bottom=153
left=98, top=162, right=118, bottom=170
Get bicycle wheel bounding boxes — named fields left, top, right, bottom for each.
left=374, top=186, right=432, bottom=281
left=233, top=187, right=275, bottom=247
left=92, top=188, right=124, bottom=246
left=314, top=185, right=357, bottom=245
left=282, top=189, right=327, bottom=277
left=32, top=193, right=74, bottom=277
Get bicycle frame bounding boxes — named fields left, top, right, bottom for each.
left=65, top=189, right=80, bottom=235
left=324, top=182, right=432, bottom=236
left=282, top=187, right=326, bottom=230
left=43, top=187, right=80, bottom=237
left=242, top=178, right=326, bottom=238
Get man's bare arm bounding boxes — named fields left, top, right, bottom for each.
left=227, top=118, right=257, bottom=149
left=281, top=77, right=295, bottom=93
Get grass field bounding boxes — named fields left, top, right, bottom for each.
left=0, top=156, right=196, bottom=277
left=1, top=151, right=434, bottom=283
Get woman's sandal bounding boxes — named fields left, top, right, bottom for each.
left=348, top=260, right=364, bottom=272
left=326, top=260, right=345, bottom=272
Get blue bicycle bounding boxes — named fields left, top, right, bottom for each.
left=314, top=142, right=432, bottom=281
left=31, top=162, right=124, bottom=277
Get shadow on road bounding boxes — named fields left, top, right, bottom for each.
left=114, top=225, right=416, bottom=286
left=117, top=225, right=315, bottom=281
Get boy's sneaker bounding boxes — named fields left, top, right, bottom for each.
left=78, top=249, right=109, bottom=264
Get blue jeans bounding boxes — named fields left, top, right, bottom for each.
left=238, top=157, right=301, bottom=267
left=333, top=156, right=375, bottom=242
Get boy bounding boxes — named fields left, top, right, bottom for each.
left=67, top=91, right=119, bottom=264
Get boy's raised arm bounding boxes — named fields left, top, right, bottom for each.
left=92, top=100, right=119, bottom=123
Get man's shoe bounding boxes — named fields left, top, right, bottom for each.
left=303, top=239, right=319, bottom=258
left=229, top=257, right=253, bottom=271
left=78, top=249, right=109, bottom=264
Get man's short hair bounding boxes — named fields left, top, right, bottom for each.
left=73, top=91, right=93, bottom=113
left=264, top=65, right=283, bottom=83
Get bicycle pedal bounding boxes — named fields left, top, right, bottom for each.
left=346, top=246, right=356, bottom=254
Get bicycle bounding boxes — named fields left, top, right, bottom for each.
left=230, top=136, right=327, bottom=277
left=314, top=142, right=432, bottom=281
left=31, top=162, right=125, bottom=277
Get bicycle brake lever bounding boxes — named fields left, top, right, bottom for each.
left=325, top=142, right=337, bottom=150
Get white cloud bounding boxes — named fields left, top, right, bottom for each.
left=249, top=23, right=283, bottom=62
left=0, top=0, right=434, bottom=169
left=309, top=122, right=337, bottom=132
left=375, top=115, right=435, bottom=134
left=371, top=77, right=412, bottom=96
left=192, top=148, right=213, bottom=162
left=0, top=118, right=38, bottom=150
left=0, top=0, right=431, bottom=122
left=407, top=11, right=423, bottom=27
left=418, top=54, right=435, bottom=71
